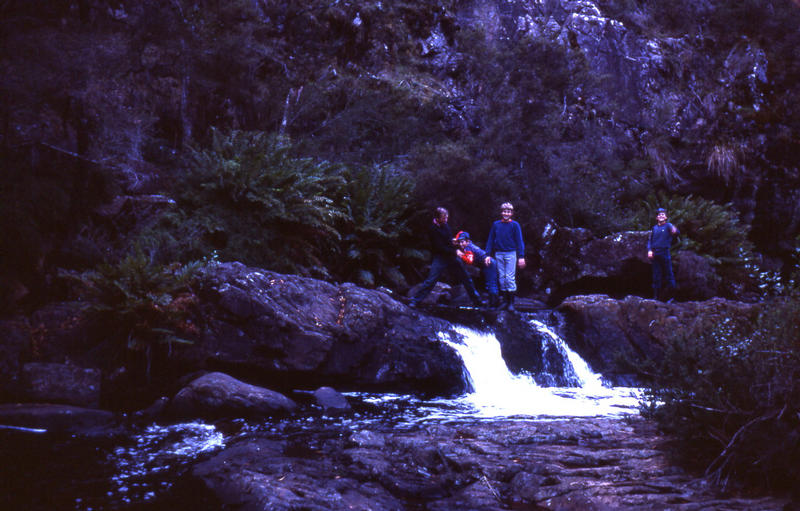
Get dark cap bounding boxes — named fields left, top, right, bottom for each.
left=656, top=207, right=667, bottom=214
left=455, top=231, right=470, bottom=241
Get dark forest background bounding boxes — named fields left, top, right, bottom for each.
left=2, top=0, right=799, bottom=308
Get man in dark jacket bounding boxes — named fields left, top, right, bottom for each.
left=647, top=207, right=680, bottom=301
left=409, top=207, right=482, bottom=308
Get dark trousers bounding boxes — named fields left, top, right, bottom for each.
left=652, top=250, right=676, bottom=295
left=483, top=261, right=499, bottom=296
left=412, top=255, right=481, bottom=305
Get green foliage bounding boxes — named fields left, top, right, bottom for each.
left=73, top=250, right=200, bottom=371
left=149, top=129, right=429, bottom=287
left=340, top=164, right=423, bottom=288
left=632, top=192, right=755, bottom=264
left=640, top=298, right=800, bottom=492
left=174, top=129, right=346, bottom=276
left=629, top=192, right=765, bottom=296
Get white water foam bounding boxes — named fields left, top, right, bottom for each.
left=438, top=325, right=640, bottom=419
left=107, top=422, right=225, bottom=505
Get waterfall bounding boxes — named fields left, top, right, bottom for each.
left=438, top=324, right=640, bottom=418
left=529, top=318, right=605, bottom=391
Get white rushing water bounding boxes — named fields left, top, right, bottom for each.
left=105, top=422, right=225, bottom=506
left=435, top=323, right=641, bottom=419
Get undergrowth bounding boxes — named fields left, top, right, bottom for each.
left=640, top=292, right=800, bottom=494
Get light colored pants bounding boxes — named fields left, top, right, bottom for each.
left=495, top=251, right=517, bottom=292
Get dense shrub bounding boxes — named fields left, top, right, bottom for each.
left=407, top=139, right=517, bottom=238
left=171, top=129, right=346, bottom=277
left=640, top=295, right=800, bottom=493
left=631, top=192, right=755, bottom=263
left=3, top=0, right=799, bottom=311
left=290, top=70, right=450, bottom=163
left=69, top=250, right=201, bottom=376
left=339, top=164, right=423, bottom=289
left=149, top=129, right=427, bottom=287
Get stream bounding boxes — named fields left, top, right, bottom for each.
left=1, top=318, right=652, bottom=510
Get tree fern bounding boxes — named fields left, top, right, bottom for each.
left=177, top=129, right=346, bottom=274
left=340, top=164, right=421, bottom=288
left=68, top=249, right=201, bottom=377
left=632, top=191, right=754, bottom=261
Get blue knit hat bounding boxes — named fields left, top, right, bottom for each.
left=455, top=231, right=470, bottom=241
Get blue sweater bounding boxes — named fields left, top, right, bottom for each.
left=647, top=222, right=679, bottom=251
left=486, top=220, right=525, bottom=258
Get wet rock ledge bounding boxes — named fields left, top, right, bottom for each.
left=180, top=417, right=789, bottom=511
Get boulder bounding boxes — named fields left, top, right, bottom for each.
left=313, top=386, right=352, bottom=414
left=170, top=372, right=297, bottom=420
left=673, top=251, right=719, bottom=301
left=191, top=262, right=467, bottom=396
left=536, top=222, right=724, bottom=304
left=0, top=263, right=469, bottom=409
left=20, top=362, right=101, bottom=408
left=0, top=304, right=95, bottom=403
left=557, top=294, right=761, bottom=385
left=536, top=225, right=653, bottom=304
left=405, top=281, right=458, bottom=306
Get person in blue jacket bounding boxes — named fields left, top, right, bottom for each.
left=409, top=207, right=482, bottom=308
left=486, top=202, right=526, bottom=311
left=454, top=231, right=500, bottom=309
left=647, top=207, right=680, bottom=301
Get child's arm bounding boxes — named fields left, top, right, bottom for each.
left=485, top=225, right=496, bottom=254
left=669, top=222, right=679, bottom=235
left=515, top=223, right=526, bottom=268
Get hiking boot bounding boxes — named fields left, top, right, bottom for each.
left=507, top=292, right=516, bottom=312
left=499, top=292, right=510, bottom=310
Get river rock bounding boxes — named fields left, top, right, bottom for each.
left=169, top=372, right=297, bottom=420
left=313, top=386, right=351, bottom=414
left=192, top=262, right=466, bottom=396
left=0, top=303, right=97, bottom=403
left=556, top=294, right=761, bottom=384
left=179, top=417, right=789, bottom=510
left=20, top=362, right=101, bottom=408
left=535, top=223, right=726, bottom=304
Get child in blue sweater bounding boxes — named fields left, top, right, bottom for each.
left=647, top=207, right=679, bottom=301
left=486, top=202, right=526, bottom=311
